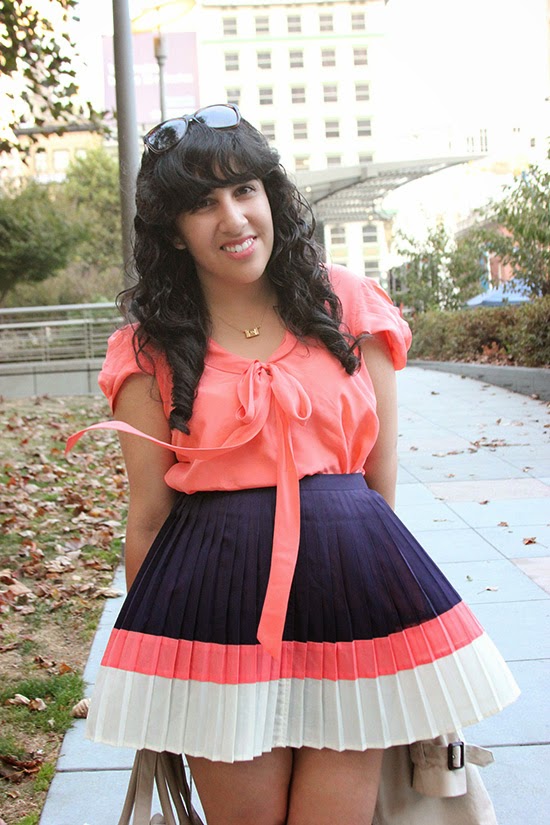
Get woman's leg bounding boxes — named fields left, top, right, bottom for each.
left=287, top=747, right=383, bottom=825
left=187, top=748, right=293, bottom=825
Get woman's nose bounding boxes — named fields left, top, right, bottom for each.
left=218, top=197, right=246, bottom=233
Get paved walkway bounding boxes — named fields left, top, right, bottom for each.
left=39, top=366, right=550, bottom=825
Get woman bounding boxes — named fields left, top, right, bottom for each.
left=69, top=105, right=518, bottom=825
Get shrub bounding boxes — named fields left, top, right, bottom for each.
left=408, top=297, right=550, bottom=367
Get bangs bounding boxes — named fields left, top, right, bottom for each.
left=152, top=119, right=280, bottom=216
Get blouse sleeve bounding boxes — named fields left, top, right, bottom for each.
left=331, top=266, right=412, bottom=370
left=98, top=325, right=172, bottom=413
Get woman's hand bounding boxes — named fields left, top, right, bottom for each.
left=113, top=373, right=178, bottom=588
left=360, top=334, right=398, bottom=509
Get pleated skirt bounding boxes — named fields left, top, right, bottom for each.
left=86, top=474, right=519, bottom=762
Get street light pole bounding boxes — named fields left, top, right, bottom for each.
left=154, top=30, right=168, bottom=122
left=112, top=0, right=140, bottom=289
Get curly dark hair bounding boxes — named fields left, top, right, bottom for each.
left=119, top=115, right=361, bottom=433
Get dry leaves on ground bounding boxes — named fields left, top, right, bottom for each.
left=0, top=394, right=127, bottom=824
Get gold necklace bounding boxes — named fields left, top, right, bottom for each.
left=214, top=301, right=272, bottom=339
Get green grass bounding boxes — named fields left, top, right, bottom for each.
left=14, top=815, right=40, bottom=825
left=0, top=672, right=85, bottom=735
left=33, top=761, right=55, bottom=793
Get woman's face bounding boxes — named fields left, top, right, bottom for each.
left=173, top=179, right=274, bottom=295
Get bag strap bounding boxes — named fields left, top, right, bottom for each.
left=118, top=750, right=157, bottom=825
left=410, top=740, right=494, bottom=770
left=118, top=750, right=205, bottom=825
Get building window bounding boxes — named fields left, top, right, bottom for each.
left=353, top=47, right=368, bottom=66
left=289, top=49, right=304, bottom=69
left=330, top=226, right=346, bottom=245
left=293, top=121, right=308, bottom=140
left=323, top=84, right=338, bottom=103
left=355, top=82, right=370, bottom=102
left=74, top=148, right=87, bottom=160
left=321, top=48, right=336, bottom=68
left=259, top=87, right=273, bottom=106
left=325, top=119, right=340, bottom=139
left=226, top=87, right=241, bottom=106
left=224, top=52, right=239, bottom=72
left=223, top=17, right=237, bottom=36
left=295, top=156, right=310, bottom=171
left=364, top=260, right=379, bottom=277
left=466, top=135, right=476, bottom=153
left=357, top=118, right=372, bottom=137
left=287, top=14, right=301, bottom=33
left=257, top=51, right=272, bottom=70
left=261, top=122, right=276, bottom=141
left=34, top=151, right=48, bottom=172
left=327, top=155, right=342, bottom=167
left=362, top=223, right=377, bottom=243
left=319, top=13, right=333, bottom=32
left=351, top=12, right=366, bottom=31
left=291, top=86, right=306, bottom=104
left=53, top=149, right=70, bottom=172
left=359, top=152, right=373, bottom=164
left=480, top=128, right=488, bottom=152
left=255, top=15, right=269, bottom=35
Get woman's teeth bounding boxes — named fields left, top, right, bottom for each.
left=223, top=238, right=254, bottom=253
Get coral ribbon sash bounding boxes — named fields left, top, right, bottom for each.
left=66, top=361, right=312, bottom=660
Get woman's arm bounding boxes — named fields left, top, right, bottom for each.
left=113, top=373, right=178, bottom=589
left=360, top=334, right=399, bottom=510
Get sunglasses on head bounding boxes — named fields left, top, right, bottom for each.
left=144, top=103, right=242, bottom=155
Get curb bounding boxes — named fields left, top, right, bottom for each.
left=409, top=360, right=550, bottom=401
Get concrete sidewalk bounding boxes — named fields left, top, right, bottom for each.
left=39, top=366, right=550, bottom=825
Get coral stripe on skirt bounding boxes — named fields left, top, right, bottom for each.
left=86, top=474, right=519, bottom=761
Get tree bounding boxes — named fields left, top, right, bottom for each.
left=390, top=223, right=484, bottom=313
left=482, top=160, right=550, bottom=297
left=0, top=181, right=77, bottom=301
left=61, top=147, right=123, bottom=272
left=0, top=0, right=104, bottom=155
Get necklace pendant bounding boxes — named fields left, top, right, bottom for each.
left=244, top=326, right=261, bottom=339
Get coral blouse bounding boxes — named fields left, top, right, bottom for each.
left=68, top=266, right=411, bottom=659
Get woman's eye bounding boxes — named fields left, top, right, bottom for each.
left=237, top=183, right=256, bottom=196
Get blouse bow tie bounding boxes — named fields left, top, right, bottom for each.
left=67, top=359, right=313, bottom=661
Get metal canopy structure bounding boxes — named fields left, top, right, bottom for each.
left=295, top=156, right=479, bottom=223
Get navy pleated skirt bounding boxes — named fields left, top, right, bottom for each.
left=86, top=474, right=519, bottom=761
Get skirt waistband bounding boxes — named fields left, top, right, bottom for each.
left=298, top=473, right=365, bottom=491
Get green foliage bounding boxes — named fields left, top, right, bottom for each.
left=14, top=815, right=39, bottom=825
left=62, top=147, right=122, bottom=271
left=483, top=162, right=550, bottom=297
left=0, top=672, right=85, bottom=734
left=0, top=181, right=78, bottom=300
left=409, top=297, right=550, bottom=367
left=390, top=223, right=485, bottom=312
left=0, top=0, right=105, bottom=155
left=33, top=761, right=56, bottom=793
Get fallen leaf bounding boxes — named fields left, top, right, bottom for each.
left=479, top=500, right=489, bottom=505
left=522, top=537, right=537, bottom=545
left=28, top=697, right=47, bottom=712
left=485, top=586, right=499, bottom=592
left=6, top=694, right=30, bottom=706
left=58, top=662, right=73, bottom=675
left=498, top=521, right=509, bottom=527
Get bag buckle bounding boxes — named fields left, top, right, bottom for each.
left=447, top=740, right=465, bottom=770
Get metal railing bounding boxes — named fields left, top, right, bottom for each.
left=0, top=303, right=121, bottom=364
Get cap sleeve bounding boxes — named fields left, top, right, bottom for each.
left=330, top=265, right=412, bottom=370
left=98, top=325, right=172, bottom=413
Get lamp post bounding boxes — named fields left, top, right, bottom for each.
left=112, top=0, right=140, bottom=289
left=131, top=1, right=196, bottom=123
